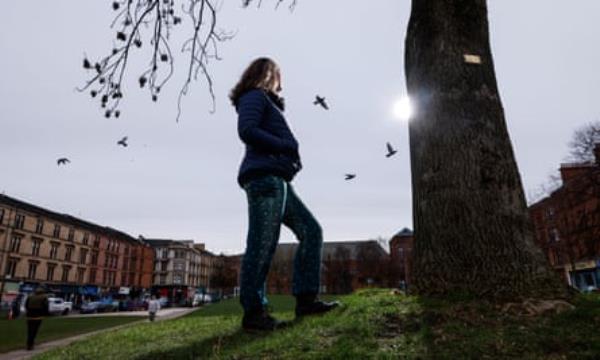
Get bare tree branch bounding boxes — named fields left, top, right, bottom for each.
left=80, top=0, right=233, bottom=121
left=567, top=121, right=600, bottom=163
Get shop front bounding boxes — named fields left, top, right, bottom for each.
left=566, top=260, right=600, bottom=291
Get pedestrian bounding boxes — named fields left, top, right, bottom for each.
left=148, top=295, right=160, bottom=322
left=10, top=296, right=21, bottom=319
left=24, top=287, right=49, bottom=351
left=230, top=57, right=340, bottom=332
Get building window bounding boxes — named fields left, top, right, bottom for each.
left=549, top=228, right=560, bottom=243
left=89, top=269, right=97, bottom=283
left=77, top=268, right=85, bottom=283
left=50, top=242, right=59, bottom=260
left=175, top=250, right=185, bottom=259
left=161, top=249, right=168, bottom=259
left=35, top=218, right=44, bottom=234
left=47, top=263, right=56, bottom=281
left=65, top=246, right=74, bottom=262
left=173, top=274, right=183, bottom=284
left=174, top=261, right=185, bottom=271
left=68, top=228, right=75, bottom=242
left=93, top=235, right=100, bottom=248
left=62, top=266, right=72, bottom=282
left=31, top=238, right=42, bottom=257
left=0, top=208, right=4, bottom=225
left=14, top=214, right=25, bottom=229
left=546, top=207, right=556, bottom=220
left=159, top=274, right=166, bottom=285
left=161, top=261, right=168, bottom=272
left=28, top=262, right=38, bottom=280
left=121, top=273, right=127, bottom=286
left=5, top=258, right=19, bottom=278
left=10, top=235, right=22, bottom=253
left=80, top=249, right=88, bottom=264
left=82, top=233, right=89, bottom=246
left=53, top=224, right=61, bottom=238
left=91, top=251, right=98, bottom=265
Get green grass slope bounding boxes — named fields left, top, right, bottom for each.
left=0, top=316, right=141, bottom=353
left=33, top=289, right=600, bottom=360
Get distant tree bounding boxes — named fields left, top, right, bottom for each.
left=210, top=254, right=238, bottom=296
left=530, top=122, right=600, bottom=203
left=356, top=243, right=387, bottom=287
left=567, top=122, right=600, bottom=163
left=323, top=247, right=353, bottom=294
left=267, top=248, right=294, bottom=294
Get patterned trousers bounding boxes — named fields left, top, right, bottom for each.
left=240, top=175, right=323, bottom=312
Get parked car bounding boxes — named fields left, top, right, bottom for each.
left=192, top=294, right=213, bottom=307
left=97, top=299, right=118, bottom=312
left=158, top=297, right=170, bottom=308
left=80, top=301, right=102, bottom=314
left=47, top=297, right=73, bottom=315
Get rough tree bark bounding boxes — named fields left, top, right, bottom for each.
left=405, top=0, right=568, bottom=300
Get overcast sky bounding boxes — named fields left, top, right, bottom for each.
left=1, top=1, right=599, bottom=254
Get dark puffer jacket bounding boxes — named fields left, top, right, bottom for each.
left=236, top=89, right=302, bottom=186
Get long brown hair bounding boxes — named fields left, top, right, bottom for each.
left=229, top=57, right=281, bottom=107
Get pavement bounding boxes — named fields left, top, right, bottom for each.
left=67, top=307, right=194, bottom=319
left=0, top=307, right=199, bottom=360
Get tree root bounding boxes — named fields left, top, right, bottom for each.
left=500, top=299, right=575, bottom=317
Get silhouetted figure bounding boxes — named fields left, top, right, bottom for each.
left=385, top=142, right=398, bottom=158
left=10, top=295, right=22, bottom=319
left=345, top=174, right=356, bottom=181
left=25, top=287, right=49, bottom=351
left=231, top=58, right=338, bottom=332
left=117, top=136, right=128, bottom=147
left=56, top=158, right=70, bottom=166
left=313, top=95, right=329, bottom=110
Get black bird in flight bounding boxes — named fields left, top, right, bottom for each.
left=345, top=174, right=356, bottom=181
left=313, top=95, right=329, bottom=110
left=57, top=158, right=70, bottom=166
left=385, top=142, right=398, bottom=158
left=117, top=136, right=128, bottom=147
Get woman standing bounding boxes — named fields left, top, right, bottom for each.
left=230, top=58, right=339, bottom=332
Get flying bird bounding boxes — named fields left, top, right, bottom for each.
left=313, top=95, right=329, bottom=110
left=385, top=142, right=398, bottom=158
left=117, top=136, right=128, bottom=147
left=57, top=158, right=70, bottom=166
left=345, top=174, right=356, bottom=181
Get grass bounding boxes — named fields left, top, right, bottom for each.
left=31, top=290, right=600, bottom=359
left=0, top=315, right=141, bottom=353
left=186, top=295, right=338, bottom=318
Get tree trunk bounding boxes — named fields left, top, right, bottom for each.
left=405, top=0, right=567, bottom=300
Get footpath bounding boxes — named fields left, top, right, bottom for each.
left=0, top=307, right=198, bottom=360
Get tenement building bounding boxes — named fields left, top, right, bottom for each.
left=0, top=194, right=154, bottom=306
left=389, top=228, right=414, bottom=289
left=145, top=239, right=204, bottom=305
left=529, top=145, right=600, bottom=291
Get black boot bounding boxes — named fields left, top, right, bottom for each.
left=295, top=294, right=340, bottom=317
left=242, top=308, right=288, bottom=332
